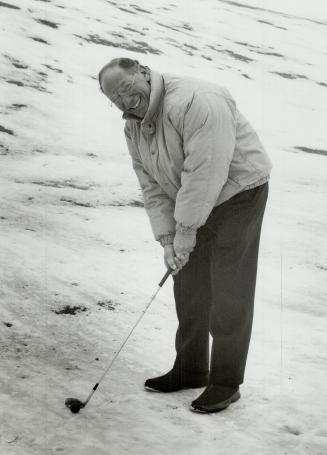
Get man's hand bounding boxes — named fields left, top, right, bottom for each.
left=164, top=244, right=189, bottom=275
left=173, top=229, right=197, bottom=257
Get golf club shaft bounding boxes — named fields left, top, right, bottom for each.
left=84, top=268, right=172, bottom=406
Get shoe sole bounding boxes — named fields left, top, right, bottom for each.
left=144, top=383, right=207, bottom=393
left=190, top=390, right=241, bottom=413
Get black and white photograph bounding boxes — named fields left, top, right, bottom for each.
left=1, top=0, right=326, bottom=454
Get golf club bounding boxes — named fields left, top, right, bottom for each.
left=65, top=268, right=172, bottom=413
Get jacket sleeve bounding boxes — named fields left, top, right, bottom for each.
left=171, top=91, right=236, bottom=231
left=124, top=123, right=176, bottom=244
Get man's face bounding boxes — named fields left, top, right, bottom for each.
left=101, top=66, right=151, bottom=120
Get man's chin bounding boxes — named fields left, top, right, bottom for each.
left=122, top=111, right=144, bottom=121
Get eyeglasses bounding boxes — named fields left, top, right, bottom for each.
left=108, top=73, right=137, bottom=109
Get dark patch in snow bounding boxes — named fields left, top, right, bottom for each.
left=221, top=49, right=254, bottom=63
left=184, top=43, right=198, bottom=50
left=130, top=4, right=151, bottom=14
left=133, top=40, right=162, bottom=54
left=35, top=18, right=59, bottom=28
left=252, top=49, right=284, bottom=57
left=242, top=73, right=252, bottom=79
left=235, top=42, right=283, bottom=57
left=220, top=0, right=271, bottom=12
left=207, top=44, right=222, bottom=50
left=30, top=179, right=95, bottom=190
left=6, top=77, right=49, bottom=92
left=272, top=72, right=308, bottom=80
left=235, top=41, right=258, bottom=49
left=74, top=34, right=162, bottom=55
left=0, top=216, right=7, bottom=219
left=219, top=0, right=327, bottom=26
left=60, top=197, right=94, bottom=207
left=317, top=81, right=327, bottom=87
left=30, top=36, right=50, bottom=44
left=0, top=145, right=10, bottom=154
left=181, top=23, right=193, bottom=31
left=0, top=1, right=20, bottom=9
left=206, top=44, right=253, bottom=63
left=116, top=6, right=136, bottom=14
left=123, top=26, right=146, bottom=36
left=0, top=124, right=14, bottom=135
left=156, top=22, right=181, bottom=33
left=25, top=227, right=36, bottom=231
left=6, top=79, right=24, bottom=87
left=12, top=61, right=29, bottom=69
left=3, top=322, right=13, bottom=327
left=202, top=55, right=212, bottom=61
left=86, top=152, right=98, bottom=158
left=112, top=31, right=125, bottom=39
left=65, top=365, right=80, bottom=371
left=258, top=19, right=287, bottom=30
left=97, top=299, right=119, bottom=311
left=294, top=146, right=327, bottom=157
left=108, top=199, right=144, bottom=207
left=43, top=64, right=63, bottom=74
left=53, top=305, right=87, bottom=315
left=316, top=264, right=327, bottom=271
left=4, top=54, right=29, bottom=69
left=11, top=103, right=27, bottom=109
left=283, top=425, right=302, bottom=436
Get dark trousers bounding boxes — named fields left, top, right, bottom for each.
left=172, top=182, right=269, bottom=387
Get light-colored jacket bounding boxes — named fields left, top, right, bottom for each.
left=124, top=71, right=272, bottom=244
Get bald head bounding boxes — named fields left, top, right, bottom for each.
left=98, top=58, right=139, bottom=92
left=98, top=58, right=151, bottom=120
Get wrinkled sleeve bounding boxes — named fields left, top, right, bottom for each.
left=172, top=92, right=236, bottom=230
left=124, top=123, right=176, bottom=243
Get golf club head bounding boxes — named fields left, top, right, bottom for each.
left=65, top=397, right=85, bottom=414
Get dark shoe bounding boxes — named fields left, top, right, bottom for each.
left=144, top=369, right=208, bottom=393
left=191, top=385, right=240, bottom=413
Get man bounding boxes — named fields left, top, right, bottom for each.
left=98, top=57, right=272, bottom=413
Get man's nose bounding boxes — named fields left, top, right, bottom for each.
left=123, top=95, right=135, bottom=109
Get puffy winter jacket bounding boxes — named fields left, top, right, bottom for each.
left=124, top=71, right=272, bottom=244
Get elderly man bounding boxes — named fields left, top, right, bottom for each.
left=98, top=57, right=272, bottom=413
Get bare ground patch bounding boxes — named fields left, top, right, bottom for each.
left=0, top=124, right=14, bottom=135
left=294, top=146, right=327, bottom=157
left=35, top=18, right=59, bottom=29
left=97, top=299, right=120, bottom=311
left=53, top=305, right=87, bottom=315
left=74, top=33, right=162, bottom=55
left=0, top=1, right=20, bottom=9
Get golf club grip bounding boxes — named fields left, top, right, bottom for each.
left=158, top=269, right=172, bottom=287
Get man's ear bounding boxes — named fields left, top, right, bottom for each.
left=144, top=71, right=151, bottom=82
left=139, top=64, right=151, bottom=81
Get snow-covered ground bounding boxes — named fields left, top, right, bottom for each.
left=1, top=0, right=326, bottom=454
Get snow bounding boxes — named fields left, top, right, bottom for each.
left=1, top=0, right=327, bottom=454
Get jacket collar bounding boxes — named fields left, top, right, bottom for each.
left=123, top=70, right=164, bottom=135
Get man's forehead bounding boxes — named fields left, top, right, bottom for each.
left=101, top=66, right=131, bottom=94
